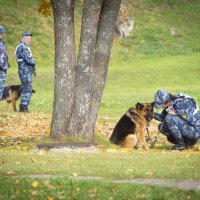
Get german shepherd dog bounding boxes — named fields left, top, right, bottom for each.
left=1, top=85, right=36, bottom=111
left=109, top=102, right=154, bottom=149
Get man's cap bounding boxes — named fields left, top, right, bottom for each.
left=22, top=31, right=32, bottom=37
left=154, top=89, right=170, bottom=109
left=0, top=26, right=5, bottom=34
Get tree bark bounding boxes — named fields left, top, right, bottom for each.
left=90, top=0, right=121, bottom=133
left=68, top=0, right=103, bottom=141
left=50, top=0, right=76, bottom=138
left=50, top=0, right=121, bottom=142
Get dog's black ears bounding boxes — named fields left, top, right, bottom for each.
left=136, top=102, right=144, bottom=110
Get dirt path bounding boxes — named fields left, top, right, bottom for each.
left=13, top=175, right=200, bottom=191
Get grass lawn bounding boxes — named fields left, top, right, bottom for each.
left=1, top=177, right=200, bottom=200
left=0, top=149, right=200, bottom=180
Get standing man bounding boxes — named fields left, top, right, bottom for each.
left=15, top=31, right=36, bottom=112
left=0, top=26, right=10, bottom=100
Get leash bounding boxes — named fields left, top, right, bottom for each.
left=150, top=131, right=160, bottom=149
left=150, top=122, right=164, bottom=149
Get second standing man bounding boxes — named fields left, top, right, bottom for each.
left=15, top=31, right=36, bottom=112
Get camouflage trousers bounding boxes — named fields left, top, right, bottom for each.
left=0, top=71, right=6, bottom=99
left=158, top=114, right=200, bottom=140
left=18, top=67, right=33, bottom=106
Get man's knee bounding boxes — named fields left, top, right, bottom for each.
left=165, top=114, right=182, bottom=129
left=165, top=114, right=179, bottom=124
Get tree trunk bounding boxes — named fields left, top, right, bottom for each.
left=90, top=0, right=121, bottom=133
left=50, top=0, right=76, bottom=138
left=68, top=0, right=103, bottom=141
left=50, top=0, right=121, bottom=142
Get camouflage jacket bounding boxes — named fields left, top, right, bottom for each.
left=0, top=40, right=10, bottom=71
left=154, top=93, right=200, bottom=131
left=15, top=42, right=35, bottom=69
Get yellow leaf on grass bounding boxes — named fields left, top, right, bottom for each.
left=72, top=172, right=78, bottom=177
left=154, top=143, right=163, bottom=147
left=6, top=170, right=16, bottom=176
left=31, top=157, right=37, bottom=162
left=32, top=181, right=39, bottom=187
left=47, top=196, right=54, bottom=200
left=120, top=148, right=131, bottom=153
left=45, top=129, right=50, bottom=134
left=31, top=191, right=38, bottom=195
left=23, top=146, right=28, bottom=150
left=106, top=148, right=118, bottom=153
left=16, top=189, right=20, bottom=195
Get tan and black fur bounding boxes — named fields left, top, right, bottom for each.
left=1, top=85, right=36, bottom=111
left=109, top=102, right=154, bottom=149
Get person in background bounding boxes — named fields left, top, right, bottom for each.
left=153, top=89, right=200, bottom=150
left=0, top=26, right=10, bottom=100
left=15, top=31, right=36, bottom=112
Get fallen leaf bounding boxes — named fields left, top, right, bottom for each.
left=6, top=170, right=16, bottom=176
left=105, top=148, right=118, bottom=153
left=16, top=189, right=20, bottom=195
left=31, top=157, right=37, bottom=163
left=72, top=172, right=78, bottom=177
left=32, top=181, right=39, bottom=187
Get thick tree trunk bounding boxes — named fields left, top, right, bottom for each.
left=68, top=0, right=121, bottom=142
left=90, top=0, right=121, bottom=132
left=68, top=0, right=103, bottom=141
left=50, top=0, right=76, bottom=138
left=50, top=0, right=121, bottom=142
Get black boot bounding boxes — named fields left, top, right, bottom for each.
left=184, top=138, right=198, bottom=149
left=19, top=104, right=24, bottom=112
left=24, top=105, right=29, bottom=113
left=171, top=137, right=186, bottom=150
left=167, top=136, right=176, bottom=144
left=19, top=104, right=29, bottom=113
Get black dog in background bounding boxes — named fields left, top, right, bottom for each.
left=1, top=85, right=36, bottom=111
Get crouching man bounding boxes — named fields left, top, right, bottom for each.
left=153, top=89, right=200, bottom=150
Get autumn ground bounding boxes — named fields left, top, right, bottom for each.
left=0, top=112, right=200, bottom=199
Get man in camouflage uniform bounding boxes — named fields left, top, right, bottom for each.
left=0, top=26, right=10, bottom=100
left=15, top=31, right=36, bottom=112
left=154, top=89, right=200, bottom=150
